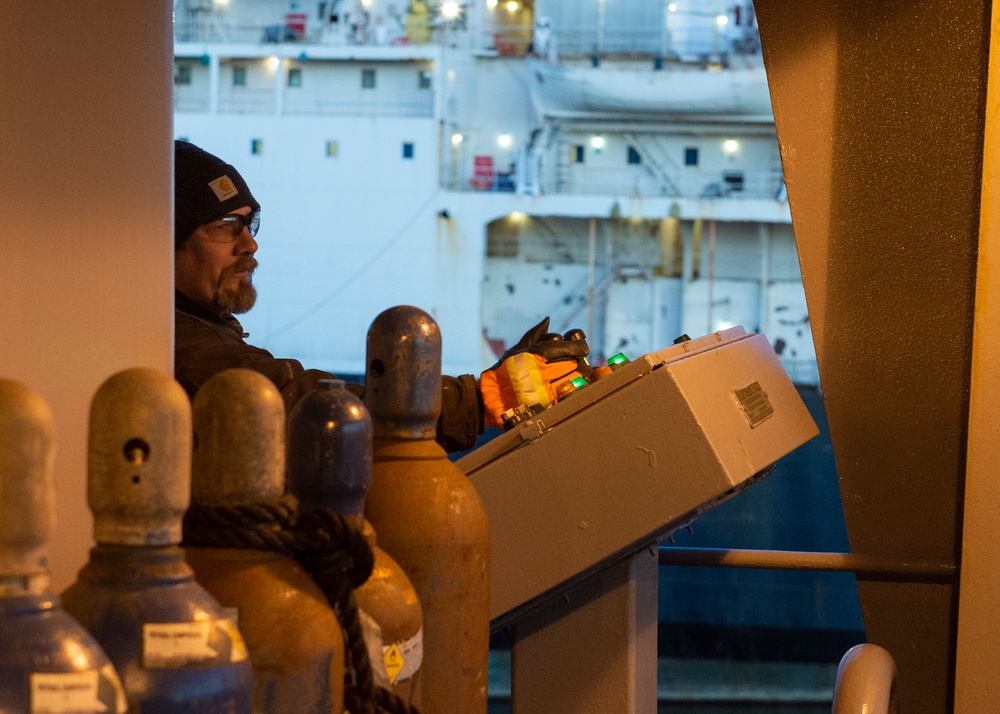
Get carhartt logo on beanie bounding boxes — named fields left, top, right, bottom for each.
left=175, top=140, right=260, bottom=248
left=208, top=176, right=239, bottom=201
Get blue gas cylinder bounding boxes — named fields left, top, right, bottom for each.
left=0, top=379, right=127, bottom=714
left=60, top=368, right=253, bottom=713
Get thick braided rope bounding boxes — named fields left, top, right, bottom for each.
left=182, top=495, right=299, bottom=553
left=182, top=498, right=419, bottom=714
left=292, top=510, right=421, bottom=714
left=290, top=508, right=377, bottom=712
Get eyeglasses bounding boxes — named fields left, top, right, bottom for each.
left=202, top=211, right=260, bottom=243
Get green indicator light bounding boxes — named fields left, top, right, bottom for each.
left=571, top=376, right=587, bottom=389
left=608, top=352, right=629, bottom=366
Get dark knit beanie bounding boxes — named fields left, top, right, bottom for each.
left=174, top=140, right=260, bottom=248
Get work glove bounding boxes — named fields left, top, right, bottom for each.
left=480, top=317, right=590, bottom=429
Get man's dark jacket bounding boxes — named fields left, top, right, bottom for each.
left=175, top=291, right=483, bottom=452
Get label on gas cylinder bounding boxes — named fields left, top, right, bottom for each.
left=383, top=626, right=423, bottom=685
left=142, top=621, right=218, bottom=668
left=30, top=668, right=125, bottom=713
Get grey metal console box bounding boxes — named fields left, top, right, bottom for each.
left=458, top=327, right=819, bottom=712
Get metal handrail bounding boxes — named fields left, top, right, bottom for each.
left=658, top=546, right=957, bottom=582
left=832, top=644, right=899, bottom=714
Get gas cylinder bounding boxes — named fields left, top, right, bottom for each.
left=0, top=380, right=128, bottom=714
left=183, top=368, right=346, bottom=714
left=60, top=368, right=254, bottom=714
left=362, top=306, right=491, bottom=714
left=287, top=379, right=424, bottom=706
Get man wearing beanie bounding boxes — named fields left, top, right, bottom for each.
left=173, top=139, right=486, bottom=451
left=173, top=140, right=590, bottom=451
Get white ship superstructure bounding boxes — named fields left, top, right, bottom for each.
left=173, top=0, right=816, bottom=385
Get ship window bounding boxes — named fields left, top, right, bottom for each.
left=571, top=145, right=585, bottom=163
left=174, top=64, right=192, bottom=86
left=251, top=138, right=263, bottom=155
left=684, top=147, right=699, bottom=166
left=627, top=146, right=641, bottom=165
left=362, top=68, right=376, bottom=89
left=723, top=171, right=745, bottom=191
left=288, top=68, right=302, bottom=87
left=402, top=142, right=415, bottom=159
left=418, top=70, right=433, bottom=89
left=233, top=66, right=247, bottom=86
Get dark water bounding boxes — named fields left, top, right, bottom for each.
left=486, top=650, right=838, bottom=713
left=489, top=702, right=828, bottom=713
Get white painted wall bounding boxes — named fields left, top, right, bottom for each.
left=0, top=2, right=174, bottom=590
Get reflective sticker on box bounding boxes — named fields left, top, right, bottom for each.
left=734, top=381, right=774, bottom=428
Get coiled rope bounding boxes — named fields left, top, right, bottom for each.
left=183, top=496, right=420, bottom=714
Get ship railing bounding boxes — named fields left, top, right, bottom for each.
left=452, top=167, right=519, bottom=193
left=833, top=644, right=899, bottom=714
left=172, top=16, right=656, bottom=57
left=173, top=95, right=210, bottom=114
left=174, top=16, right=506, bottom=52
left=453, top=164, right=786, bottom=200
left=546, top=20, right=757, bottom=59
left=175, top=19, right=298, bottom=45
left=511, top=165, right=786, bottom=201
left=174, top=94, right=434, bottom=118
left=217, top=88, right=277, bottom=115
left=173, top=16, right=758, bottom=60
left=295, top=98, right=434, bottom=118
left=695, top=170, right=787, bottom=201
left=174, top=17, right=438, bottom=49
left=551, top=27, right=687, bottom=57
left=466, top=24, right=758, bottom=61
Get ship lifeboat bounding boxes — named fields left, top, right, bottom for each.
left=528, top=58, right=773, bottom=120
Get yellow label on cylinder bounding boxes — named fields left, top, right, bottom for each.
left=383, top=626, right=423, bottom=685
left=216, top=617, right=249, bottom=663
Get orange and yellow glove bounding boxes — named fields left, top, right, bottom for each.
left=480, top=317, right=590, bottom=429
